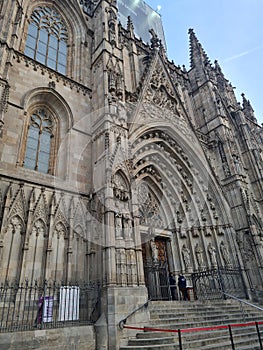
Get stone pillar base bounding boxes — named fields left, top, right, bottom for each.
left=104, top=285, right=149, bottom=350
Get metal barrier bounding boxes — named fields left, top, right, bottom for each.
left=0, top=280, right=101, bottom=332
left=144, top=261, right=171, bottom=301
left=144, top=267, right=248, bottom=302
left=192, top=268, right=247, bottom=301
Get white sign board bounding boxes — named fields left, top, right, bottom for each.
left=58, top=286, right=79, bottom=321
left=43, top=296, right=54, bottom=323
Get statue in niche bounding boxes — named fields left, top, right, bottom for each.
left=177, top=211, right=183, bottom=224
left=123, top=213, right=133, bottom=240
left=11, top=216, right=23, bottom=235
left=222, top=162, right=231, bottom=177
left=205, top=228, right=212, bottom=237
left=150, top=239, right=158, bottom=263
left=232, top=154, right=243, bottom=174
left=208, top=242, right=217, bottom=267
left=115, top=212, right=123, bottom=239
left=195, top=243, right=204, bottom=268
left=112, top=173, right=130, bottom=201
left=210, top=201, right=216, bottom=211
left=148, top=226, right=155, bottom=237
left=32, top=220, right=45, bottom=237
left=181, top=244, right=191, bottom=270
left=220, top=241, right=231, bottom=266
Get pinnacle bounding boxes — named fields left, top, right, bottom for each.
left=189, top=28, right=211, bottom=69
left=127, top=16, right=134, bottom=33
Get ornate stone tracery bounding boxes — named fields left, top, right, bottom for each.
left=137, top=182, right=164, bottom=228
left=0, top=4, right=262, bottom=348
left=112, top=172, right=130, bottom=201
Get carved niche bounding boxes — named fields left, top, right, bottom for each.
left=112, top=172, right=130, bottom=201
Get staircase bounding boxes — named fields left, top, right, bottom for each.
left=120, top=300, right=263, bottom=350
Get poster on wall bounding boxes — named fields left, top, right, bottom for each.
left=42, top=296, right=54, bottom=323
left=58, top=286, right=80, bottom=321
left=117, top=0, right=166, bottom=48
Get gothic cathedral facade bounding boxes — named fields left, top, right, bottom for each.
left=0, top=0, right=263, bottom=348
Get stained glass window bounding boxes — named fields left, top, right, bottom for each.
left=24, top=109, right=55, bottom=174
left=24, top=6, right=68, bottom=74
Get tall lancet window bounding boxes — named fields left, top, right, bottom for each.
left=24, top=6, right=68, bottom=74
left=24, top=109, right=55, bottom=174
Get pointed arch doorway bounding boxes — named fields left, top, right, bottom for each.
left=142, top=235, right=172, bottom=300
left=141, top=232, right=174, bottom=300
left=137, top=179, right=175, bottom=300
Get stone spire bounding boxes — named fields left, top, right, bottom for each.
left=242, top=93, right=257, bottom=122
left=189, top=28, right=211, bottom=70
left=213, top=60, right=239, bottom=109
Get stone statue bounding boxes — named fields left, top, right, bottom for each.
left=181, top=244, right=191, bottom=270
left=150, top=239, right=158, bottom=263
left=123, top=214, right=133, bottom=240
left=208, top=242, right=217, bottom=267
left=195, top=243, right=204, bottom=268
left=115, top=213, right=122, bottom=239
left=233, top=154, right=242, bottom=174
left=220, top=241, right=231, bottom=266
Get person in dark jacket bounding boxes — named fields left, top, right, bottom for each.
left=178, top=274, right=188, bottom=301
left=169, top=272, right=177, bottom=300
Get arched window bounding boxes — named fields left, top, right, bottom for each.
left=24, top=108, right=55, bottom=173
left=24, top=6, right=68, bottom=74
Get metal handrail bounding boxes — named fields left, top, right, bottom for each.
left=119, top=299, right=150, bottom=330
left=223, top=292, right=263, bottom=312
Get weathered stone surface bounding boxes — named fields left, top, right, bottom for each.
left=0, top=326, right=95, bottom=350
left=0, top=1, right=262, bottom=350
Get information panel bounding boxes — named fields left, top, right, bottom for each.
left=117, top=0, right=166, bottom=48
left=58, top=286, right=79, bottom=321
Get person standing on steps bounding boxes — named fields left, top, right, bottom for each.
left=178, top=274, right=188, bottom=301
left=169, top=272, right=177, bottom=300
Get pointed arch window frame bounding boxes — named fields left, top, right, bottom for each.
left=23, top=106, right=59, bottom=175
left=24, top=6, right=68, bottom=74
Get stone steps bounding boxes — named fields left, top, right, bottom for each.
left=184, top=327, right=262, bottom=348
left=119, top=300, right=263, bottom=350
left=151, top=314, right=263, bottom=323
left=128, top=336, right=177, bottom=346
left=147, top=317, right=263, bottom=330
left=120, top=346, right=179, bottom=350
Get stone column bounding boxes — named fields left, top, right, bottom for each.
left=104, top=192, right=117, bottom=286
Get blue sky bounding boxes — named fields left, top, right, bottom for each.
left=146, top=0, right=263, bottom=124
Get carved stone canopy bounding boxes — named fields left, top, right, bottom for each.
left=112, top=172, right=130, bottom=201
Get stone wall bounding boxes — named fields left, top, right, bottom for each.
left=0, top=326, right=95, bottom=350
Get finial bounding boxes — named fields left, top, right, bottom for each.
left=149, top=28, right=161, bottom=50
left=214, top=60, right=224, bottom=77
left=241, top=93, right=251, bottom=109
left=126, top=16, right=135, bottom=39
left=127, top=16, right=134, bottom=32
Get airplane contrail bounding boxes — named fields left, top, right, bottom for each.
left=224, top=45, right=262, bottom=62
